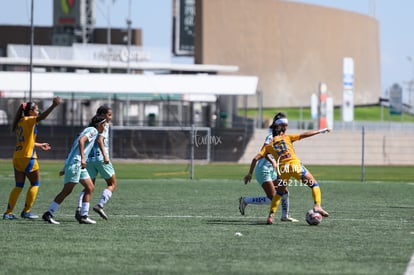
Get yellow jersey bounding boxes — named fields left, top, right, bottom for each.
left=259, top=134, right=301, bottom=163
left=13, top=116, right=38, bottom=159
left=259, top=134, right=307, bottom=181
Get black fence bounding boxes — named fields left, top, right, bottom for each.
left=0, top=124, right=254, bottom=162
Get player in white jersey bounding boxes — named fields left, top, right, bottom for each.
left=42, top=114, right=107, bottom=225
left=240, top=124, right=298, bottom=222
left=75, top=105, right=117, bottom=221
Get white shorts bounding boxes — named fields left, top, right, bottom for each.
left=64, top=162, right=90, bottom=184
left=86, top=161, right=115, bottom=180
left=254, top=165, right=277, bottom=186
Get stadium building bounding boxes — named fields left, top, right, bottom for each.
left=1, top=0, right=406, bottom=165
left=194, top=0, right=381, bottom=110
left=0, top=0, right=257, bottom=129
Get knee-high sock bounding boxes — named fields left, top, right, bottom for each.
left=23, top=184, right=39, bottom=212
left=243, top=196, right=271, bottom=205
left=281, top=193, right=289, bottom=219
left=311, top=183, right=321, bottom=206
left=98, top=189, right=113, bottom=208
left=77, top=191, right=85, bottom=208
left=269, top=192, right=284, bottom=216
left=81, top=202, right=90, bottom=217
left=6, top=185, right=23, bottom=214
left=48, top=201, right=60, bottom=214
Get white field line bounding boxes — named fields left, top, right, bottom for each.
left=115, top=216, right=411, bottom=223
left=54, top=214, right=412, bottom=223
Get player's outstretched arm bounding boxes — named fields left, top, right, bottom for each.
left=300, top=128, right=330, bottom=139
left=37, top=96, right=62, bottom=122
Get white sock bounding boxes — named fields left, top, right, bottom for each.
left=81, top=202, right=90, bottom=217
left=98, top=189, right=113, bottom=208
left=281, top=193, right=289, bottom=219
left=48, top=201, right=60, bottom=214
left=77, top=191, right=85, bottom=208
left=244, top=196, right=271, bottom=205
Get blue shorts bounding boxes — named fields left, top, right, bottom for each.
left=86, top=161, right=115, bottom=180
left=64, top=163, right=90, bottom=184
left=255, top=165, right=277, bottom=186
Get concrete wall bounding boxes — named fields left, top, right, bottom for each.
left=195, top=0, right=381, bottom=108
left=239, top=129, right=413, bottom=166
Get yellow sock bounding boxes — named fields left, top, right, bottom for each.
left=269, top=194, right=282, bottom=216
left=23, top=185, right=39, bottom=213
left=311, top=185, right=322, bottom=206
left=6, top=187, right=23, bottom=214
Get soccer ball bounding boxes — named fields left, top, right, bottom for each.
left=305, top=209, right=322, bottom=225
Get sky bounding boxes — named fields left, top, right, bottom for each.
left=0, top=0, right=413, bottom=97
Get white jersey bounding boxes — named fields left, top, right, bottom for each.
left=88, top=123, right=109, bottom=162
left=65, top=127, right=100, bottom=166
left=256, top=131, right=275, bottom=170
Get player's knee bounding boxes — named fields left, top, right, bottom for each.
left=88, top=185, right=95, bottom=193
left=106, top=176, right=117, bottom=188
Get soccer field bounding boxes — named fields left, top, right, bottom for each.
left=0, top=161, right=413, bottom=274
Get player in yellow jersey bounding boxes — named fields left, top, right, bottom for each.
left=242, top=128, right=298, bottom=222
left=245, top=112, right=330, bottom=225
left=3, top=97, right=62, bottom=220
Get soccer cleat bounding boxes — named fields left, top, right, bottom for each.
left=79, top=216, right=96, bottom=224
left=281, top=216, right=299, bottom=222
left=42, top=211, right=60, bottom=225
left=313, top=206, right=330, bottom=217
left=238, top=197, right=247, bottom=216
left=75, top=207, right=81, bottom=222
left=3, top=213, right=17, bottom=220
left=266, top=215, right=273, bottom=225
left=93, top=205, right=108, bottom=220
left=20, top=211, right=39, bottom=219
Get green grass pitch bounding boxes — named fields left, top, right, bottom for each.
left=0, top=160, right=413, bottom=274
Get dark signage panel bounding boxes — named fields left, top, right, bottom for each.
left=173, top=0, right=195, bottom=56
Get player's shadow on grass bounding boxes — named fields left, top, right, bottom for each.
left=206, top=219, right=266, bottom=226
left=388, top=205, right=414, bottom=209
